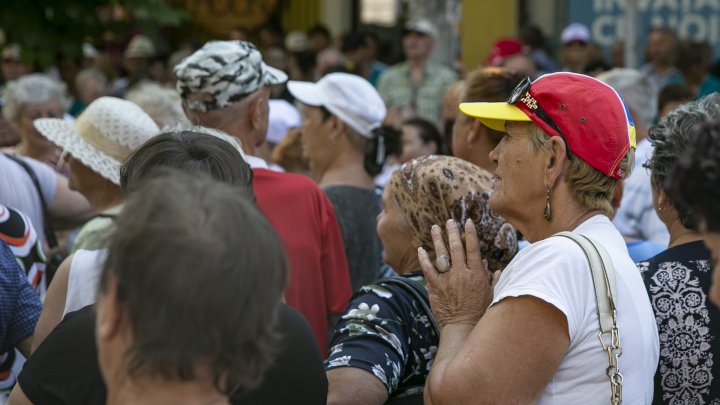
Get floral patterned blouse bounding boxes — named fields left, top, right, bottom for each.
left=638, top=241, right=720, bottom=405
left=325, top=272, right=438, bottom=394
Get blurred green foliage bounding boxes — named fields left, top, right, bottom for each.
left=0, top=0, right=188, bottom=68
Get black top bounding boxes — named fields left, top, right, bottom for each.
left=17, top=304, right=104, bottom=405
left=638, top=241, right=720, bottom=404
left=324, top=185, right=383, bottom=291
left=19, top=303, right=327, bottom=405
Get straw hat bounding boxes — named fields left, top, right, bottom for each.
left=34, top=96, right=160, bottom=185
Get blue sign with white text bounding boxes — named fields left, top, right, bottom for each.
left=568, top=0, right=720, bottom=64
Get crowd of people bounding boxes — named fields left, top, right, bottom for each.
left=0, top=14, right=719, bottom=405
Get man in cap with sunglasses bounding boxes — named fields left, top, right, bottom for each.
left=174, top=40, right=351, bottom=354
left=417, top=72, right=658, bottom=404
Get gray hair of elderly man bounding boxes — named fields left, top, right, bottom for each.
left=597, top=68, right=658, bottom=131
left=126, top=82, right=191, bottom=129
left=75, top=68, right=108, bottom=102
left=2, top=73, right=70, bottom=122
left=645, top=92, right=720, bottom=228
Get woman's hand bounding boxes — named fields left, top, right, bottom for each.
left=418, top=219, right=498, bottom=328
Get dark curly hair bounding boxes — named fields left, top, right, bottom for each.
left=665, top=117, right=720, bottom=232
left=645, top=93, right=720, bottom=229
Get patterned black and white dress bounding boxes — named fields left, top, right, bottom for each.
left=326, top=272, right=438, bottom=395
left=638, top=241, right=720, bottom=405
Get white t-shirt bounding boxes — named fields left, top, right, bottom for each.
left=492, top=215, right=659, bottom=404
left=0, top=154, right=57, bottom=244
left=64, top=248, right=107, bottom=317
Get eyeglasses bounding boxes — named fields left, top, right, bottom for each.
left=507, top=77, right=573, bottom=159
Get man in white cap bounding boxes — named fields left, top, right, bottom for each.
left=377, top=19, right=457, bottom=127
left=559, top=23, right=592, bottom=73
left=175, top=40, right=351, bottom=354
left=288, top=72, right=385, bottom=291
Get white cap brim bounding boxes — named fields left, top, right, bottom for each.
left=287, top=80, right=324, bottom=106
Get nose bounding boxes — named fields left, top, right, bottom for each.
left=489, top=144, right=499, bottom=164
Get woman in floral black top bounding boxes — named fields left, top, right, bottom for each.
left=326, top=156, right=518, bottom=404
left=639, top=94, right=720, bottom=404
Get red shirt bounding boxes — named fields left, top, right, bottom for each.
left=252, top=168, right=351, bottom=353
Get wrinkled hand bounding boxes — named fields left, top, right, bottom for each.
left=418, top=219, right=500, bottom=328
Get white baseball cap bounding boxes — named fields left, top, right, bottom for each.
left=266, top=99, right=301, bottom=144
left=287, top=73, right=386, bottom=138
left=561, top=23, right=590, bottom=44
left=404, top=19, right=438, bottom=39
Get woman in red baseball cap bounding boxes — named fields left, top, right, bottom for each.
left=417, top=72, right=659, bottom=404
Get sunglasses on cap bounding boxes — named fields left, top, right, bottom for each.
left=507, top=77, right=574, bottom=159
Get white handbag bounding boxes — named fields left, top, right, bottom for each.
left=555, top=232, right=623, bottom=405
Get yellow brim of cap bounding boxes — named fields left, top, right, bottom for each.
left=459, top=102, right=531, bottom=132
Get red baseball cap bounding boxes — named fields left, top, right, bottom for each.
left=459, top=72, right=636, bottom=179
left=486, top=38, right=524, bottom=67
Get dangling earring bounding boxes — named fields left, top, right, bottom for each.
left=543, top=185, right=552, bottom=222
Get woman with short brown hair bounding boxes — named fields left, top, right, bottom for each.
left=420, top=73, right=659, bottom=404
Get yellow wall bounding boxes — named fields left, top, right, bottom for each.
left=281, top=0, right=322, bottom=32
left=184, top=0, right=321, bottom=36
left=461, top=1, right=517, bottom=73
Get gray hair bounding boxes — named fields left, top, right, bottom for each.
left=75, top=68, right=108, bottom=95
left=597, top=68, right=657, bottom=128
left=646, top=93, right=720, bottom=227
left=2, top=73, right=70, bottom=122
left=126, top=83, right=190, bottom=129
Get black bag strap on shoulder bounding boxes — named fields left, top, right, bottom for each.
left=376, top=276, right=440, bottom=337
left=3, top=153, right=59, bottom=249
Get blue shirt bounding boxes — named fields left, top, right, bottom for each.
left=0, top=240, right=41, bottom=353
left=626, top=240, right=666, bottom=262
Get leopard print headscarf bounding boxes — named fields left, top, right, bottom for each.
left=389, top=155, right=518, bottom=271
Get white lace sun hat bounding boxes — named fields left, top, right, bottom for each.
left=34, top=96, right=160, bottom=185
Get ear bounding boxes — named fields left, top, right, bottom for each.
left=327, top=115, right=346, bottom=143
left=655, top=186, right=670, bottom=210
left=96, top=276, right=123, bottom=343
left=249, top=96, right=265, bottom=132
left=544, top=136, right=568, bottom=187
left=467, top=119, right=481, bottom=145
